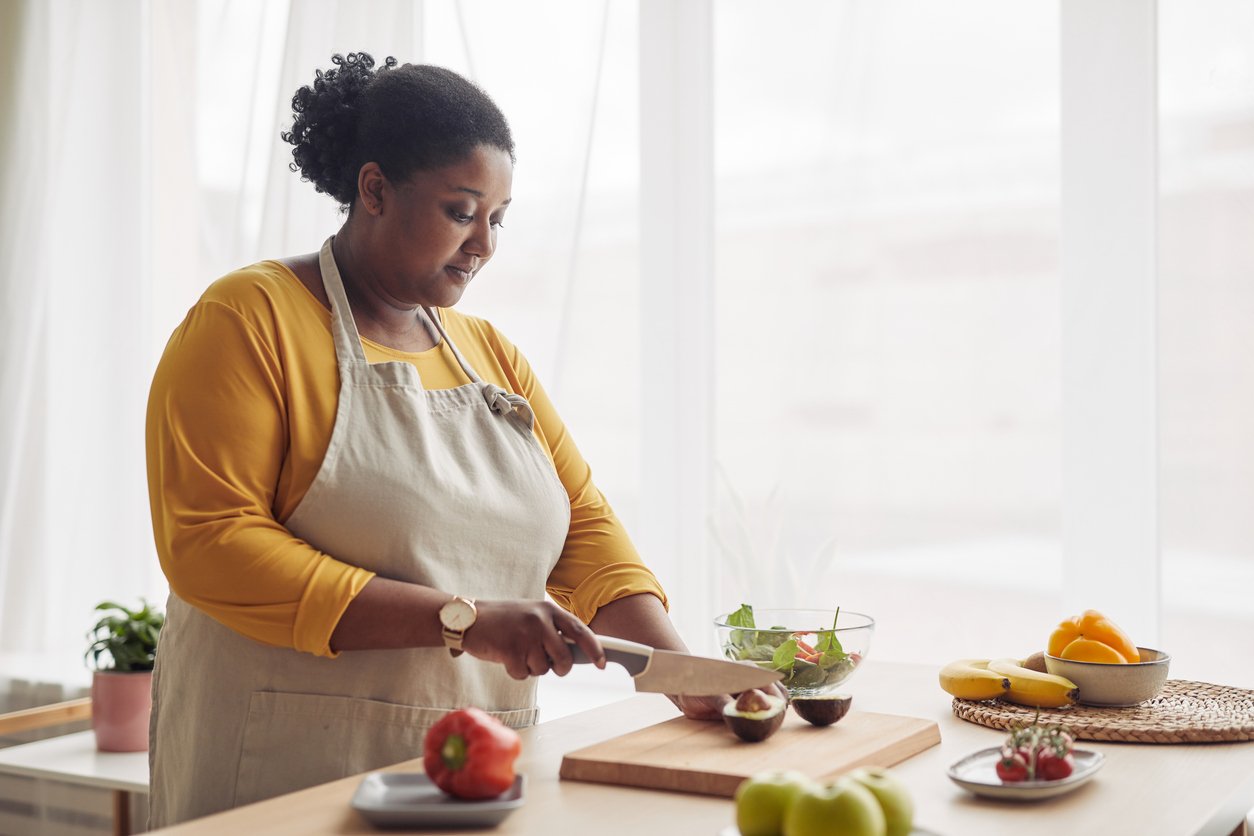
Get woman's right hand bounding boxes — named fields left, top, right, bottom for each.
left=462, top=600, right=606, bottom=680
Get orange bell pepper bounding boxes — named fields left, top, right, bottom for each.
left=1047, top=609, right=1139, bottom=663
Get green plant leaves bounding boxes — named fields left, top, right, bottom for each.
left=84, top=598, right=165, bottom=672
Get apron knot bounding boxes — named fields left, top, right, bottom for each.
left=482, top=384, right=535, bottom=428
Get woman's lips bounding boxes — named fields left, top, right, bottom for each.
left=446, top=265, right=473, bottom=283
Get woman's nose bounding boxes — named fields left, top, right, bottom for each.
left=463, top=218, right=495, bottom=259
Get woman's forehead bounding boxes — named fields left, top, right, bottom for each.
left=402, top=147, right=513, bottom=199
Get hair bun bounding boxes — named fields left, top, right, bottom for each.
left=282, top=52, right=398, bottom=205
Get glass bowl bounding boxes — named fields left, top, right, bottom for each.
left=713, top=607, right=875, bottom=697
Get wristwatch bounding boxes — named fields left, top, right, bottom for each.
left=438, top=596, right=478, bottom=657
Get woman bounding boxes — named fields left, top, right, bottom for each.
left=145, top=54, right=728, bottom=825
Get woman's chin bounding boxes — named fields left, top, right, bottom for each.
left=434, top=285, right=468, bottom=308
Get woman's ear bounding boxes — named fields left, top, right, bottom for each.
left=356, top=162, right=386, bottom=216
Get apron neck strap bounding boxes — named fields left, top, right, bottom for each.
left=421, top=306, right=483, bottom=385
left=318, top=236, right=369, bottom=365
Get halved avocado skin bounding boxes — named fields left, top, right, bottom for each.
left=722, top=693, right=787, bottom=742
left=791, top=694, right=852, bottom=727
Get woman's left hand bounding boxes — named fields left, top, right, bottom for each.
left=669, top=680, right=789, bottom=721
left=585, top=594, right=789, bottom=721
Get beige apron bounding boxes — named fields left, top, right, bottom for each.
left=148, top=238, right=571, bottom=826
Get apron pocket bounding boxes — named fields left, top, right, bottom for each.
left=233, top=691, right=448, bottom=808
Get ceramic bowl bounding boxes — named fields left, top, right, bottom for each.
left=1044, top=646, right=1170, bottom=706
left=713, top=608, right=874, bottom=698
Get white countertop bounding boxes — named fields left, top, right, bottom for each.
left=0, top=730, right=148, bottom=793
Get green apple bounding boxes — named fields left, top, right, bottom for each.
left=734, top=770, right=815, bottom=836
left=846, top=767, right=914, bottom=836
left=783, top=778, right=886, bottom=836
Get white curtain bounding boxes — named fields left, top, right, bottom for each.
left=1, top=0, right=166, bottom=685
left=0, top=0, right=626, bottom=689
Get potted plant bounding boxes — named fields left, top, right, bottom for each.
left=84, top=599, right=164, bottom=752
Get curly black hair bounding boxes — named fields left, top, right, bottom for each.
left=281, top=53, right=515, bottom=208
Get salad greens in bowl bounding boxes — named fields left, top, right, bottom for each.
left=714, top=606, right=874, bottom=697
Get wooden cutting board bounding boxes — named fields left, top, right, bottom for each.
left=560, top=709, right=940, bottom=798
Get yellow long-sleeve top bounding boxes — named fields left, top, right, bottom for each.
left=146, top=261, right=666, bottom=658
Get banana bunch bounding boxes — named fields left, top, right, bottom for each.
left=939, top=657, right=1080, bottom=708
left=988, top=658, right=1079, bottom=708
left=938, top=659, right=1010, bottom=701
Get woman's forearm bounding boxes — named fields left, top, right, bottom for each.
left=589, top=592, right=688, bottom=652
left=329, top=576, right=450, bottom=652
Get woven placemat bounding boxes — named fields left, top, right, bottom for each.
left=952, top=679, right=1254, bottom=743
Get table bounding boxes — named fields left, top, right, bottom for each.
left=0, top=730, right=148, bottom=835
left=148, top=661, right=1254, bottom=835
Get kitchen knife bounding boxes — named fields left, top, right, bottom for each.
left=566, top=636, right=783, bottom=696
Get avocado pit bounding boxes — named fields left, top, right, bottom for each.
left=791, top=693, right=852, bottom=727
left=722, top=689, right=787, bottom=742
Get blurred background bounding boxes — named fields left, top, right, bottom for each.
left=1, top=0, right=1252, bottom=739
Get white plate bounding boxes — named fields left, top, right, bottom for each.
left=351, top=772, right=525, bottom=828
left=947, top=747, right=1104, bottom=801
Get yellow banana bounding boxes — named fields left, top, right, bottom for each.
left=939, top=659, right=1011, bottom=701
left=988, top=658, right=1080, bottom=708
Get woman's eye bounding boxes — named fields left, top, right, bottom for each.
left=450, top=209, right=473, bottom=223
left=490, top=217, right=505, bottom=229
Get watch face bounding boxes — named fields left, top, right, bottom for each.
left=441, top=599, right=475, bottom=631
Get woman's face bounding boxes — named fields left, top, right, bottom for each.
left=361, top=144, right=514, bottom=309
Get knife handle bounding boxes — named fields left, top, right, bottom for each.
left=565, top=635, right=651, bottom=676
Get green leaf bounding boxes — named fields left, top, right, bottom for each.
left=727, top=604, right=755, bottom=629
left=818, top=648, right=847, bottom=670
left=738, top=644, right=778, bottom=663
left=813, top=608, right=848, bottom=671
left=789, top=660, right=829, bottom=688
left=771, top=638, right=800, bottom=673
left=726, top=604, right=758, bottom=650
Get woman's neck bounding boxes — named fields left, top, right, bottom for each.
left=332, top=225, right=437, bottom=352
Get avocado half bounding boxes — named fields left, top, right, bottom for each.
left=722, top=689, right=788, bottom=742
left=791, top=693, right=853, bottom=727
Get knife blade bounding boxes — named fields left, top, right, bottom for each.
left=566, top=636, right=783, bottom=696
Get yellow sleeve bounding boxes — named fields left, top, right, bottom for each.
left=145, top=296, right=373, bottom=657
left=474, top=324, right=668, bottom=623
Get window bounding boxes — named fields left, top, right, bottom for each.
left=712, top=2, right=1062, bottom=662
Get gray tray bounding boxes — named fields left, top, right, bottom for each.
left=351, top=772, right=525, bottom=829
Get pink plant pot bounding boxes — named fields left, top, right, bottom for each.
left=91, top=670, right=152, bottom=752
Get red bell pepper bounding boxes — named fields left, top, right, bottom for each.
left=423, top=707, right=522, bottom=800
